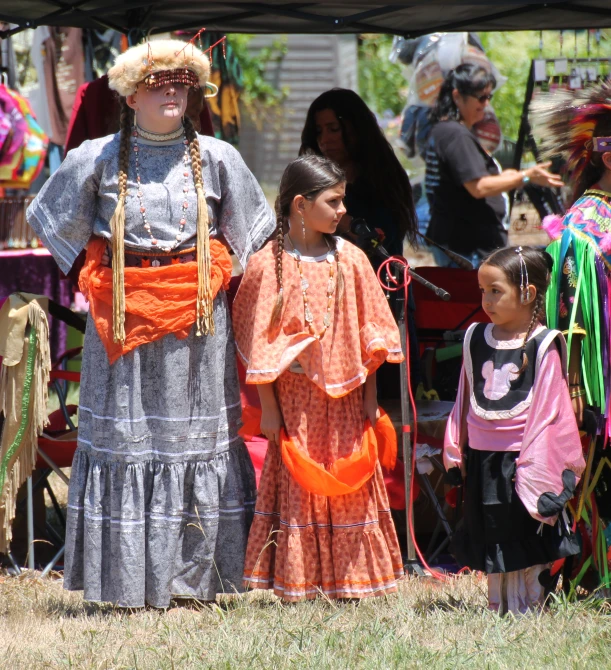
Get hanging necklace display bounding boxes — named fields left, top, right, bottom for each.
left=287, top=232, right=336, bottom=341
left=133, top=123, right=191, bottom=252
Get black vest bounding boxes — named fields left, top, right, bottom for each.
left=464, top=323, right=562, bottom=420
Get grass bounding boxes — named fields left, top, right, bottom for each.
left=0, top=572, right=610, bottom=669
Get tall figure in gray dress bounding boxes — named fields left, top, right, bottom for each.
left=26, top=39, right=275, bottom=608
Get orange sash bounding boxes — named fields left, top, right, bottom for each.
left=240, top=406, right=397, bottom=496
left=80, top=237, right=233, bottom=364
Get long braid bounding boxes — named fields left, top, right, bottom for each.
left=109, top=98, right=133, bottom=344
left=518, top=293, right=545, bottom=374
left=183, top=115, right=214, bottom=336
left=268, top=200, right=285, bottom=337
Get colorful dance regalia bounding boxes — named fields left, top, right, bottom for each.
left=26, top=130, right=275, bottom=608
left=233, top=238, right=405, bottom=601
left=444, top=322, right=584, bottom=612
left=545, top=188, right=611, bottom=589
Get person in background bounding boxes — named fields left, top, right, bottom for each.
left=300, top=88, right=420, bottom=398
left=540, top=82, right=611, bottom=592
left=425, top=63, right=563, bottom=267
left=300, top=88, right=417, bottom=261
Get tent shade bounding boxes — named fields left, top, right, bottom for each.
left=1, top=1, right=611, bottom=38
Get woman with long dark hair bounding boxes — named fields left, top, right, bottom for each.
left=426, top=63, right=562, bottom=266
left=300, top=88, right=417, bottom=258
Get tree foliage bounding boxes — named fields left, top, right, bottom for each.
left=358, top=34, right=407, bottom=116
left=227, top=34, right=289, bottom=129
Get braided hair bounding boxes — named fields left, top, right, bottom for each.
left=183, top=114, right=215, bottom=336
left=109, top=96, right=214, bottom=342
left=108, top=97, right=134, bottom=343
left=481, top=245, right=553, bottom=374
left=268, top=155, right=346, bottom=337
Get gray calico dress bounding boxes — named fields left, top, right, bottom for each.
left=26, top=133, right=275, bottom=607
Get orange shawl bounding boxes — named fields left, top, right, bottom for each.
left=79, top=237, right=232, bottom=364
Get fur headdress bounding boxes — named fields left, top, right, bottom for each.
left=532, top=82, right=611, bottom=193
left=108, top=39, right=210, bottom=97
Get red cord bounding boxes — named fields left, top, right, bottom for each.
left=377, top=256, right=451, bottom=582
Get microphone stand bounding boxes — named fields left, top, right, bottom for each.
left=380, top=255, right=450, bottom=575
left=348, top=220, right=453, bottom=574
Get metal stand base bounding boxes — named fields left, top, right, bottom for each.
left=404, top=559, right=428, bottom=577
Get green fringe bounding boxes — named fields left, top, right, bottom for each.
left=546, top=235, right=605, bottom=411
left=0, top=327, right=37, bottom=495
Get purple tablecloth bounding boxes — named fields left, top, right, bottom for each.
left=0, top=249, right=75, bottom=360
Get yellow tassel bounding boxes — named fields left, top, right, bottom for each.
left=109, top=196, right=126, bottom=344
left=196, top=184, right=214, bottom=336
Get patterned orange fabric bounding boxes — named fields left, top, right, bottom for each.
left=236, top=239, right=404, bottom=601
left=232, top=238, right=404, bottom=398
left=80, top=237, right=232, bottom=364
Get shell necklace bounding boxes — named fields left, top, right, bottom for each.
left=132, top=123, right=191, bottom=252
left=287, top=233, right=336, bottom=341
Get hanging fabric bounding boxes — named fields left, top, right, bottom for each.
left=0, top=85, right=48, bottom=189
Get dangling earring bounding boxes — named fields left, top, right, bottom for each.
left=301, top=215, right=307, bottom=249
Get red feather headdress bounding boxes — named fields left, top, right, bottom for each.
left=532, top=82, right=611, bottom=193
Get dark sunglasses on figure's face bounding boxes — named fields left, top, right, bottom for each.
left=469, top=92, right=493, bottom=104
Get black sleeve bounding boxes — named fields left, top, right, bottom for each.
left=435, top=124, right=491, bottom=185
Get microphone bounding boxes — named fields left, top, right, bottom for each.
left=349, top=218, right=451, bottom=301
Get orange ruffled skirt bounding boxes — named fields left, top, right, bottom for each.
left=243, top=371, right=404, bottom=601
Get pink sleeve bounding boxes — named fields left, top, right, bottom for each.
left=515, top=343, right=585, bottom=524
left=443, top=365, right=470, bottom=471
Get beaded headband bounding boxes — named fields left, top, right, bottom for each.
left=143, top=68, right=200, bottom=90
left=516, top=246, right=531, bottom=304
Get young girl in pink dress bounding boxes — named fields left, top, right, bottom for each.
left=444, top=245, right=585, bottom=614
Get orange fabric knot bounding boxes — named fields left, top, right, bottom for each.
left=79, top=237, right=233, bottom=364
left=240, top=405, right=397, bottom=496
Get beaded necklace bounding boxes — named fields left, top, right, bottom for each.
left=287, top=233, right=336, bottom=341
left=135, top=123, right=185, bottom=142
left=132, top=124, right=191, bottom=252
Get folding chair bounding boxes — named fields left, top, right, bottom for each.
left=409, top=267, right=489, bottom=562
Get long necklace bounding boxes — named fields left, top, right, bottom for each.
left=287, top=234, right=336, bottom=341
left=132, top=125, right=191, bottom=252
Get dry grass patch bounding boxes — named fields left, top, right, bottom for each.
left=0, top=572, right=610, bottom=669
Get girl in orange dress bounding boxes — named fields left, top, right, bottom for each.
left=233, top=155, right=404, bottom=601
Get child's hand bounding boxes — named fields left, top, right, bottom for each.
left=364, top=371, right=379, bottom=427
left=260, top=404, right=283, bottom=446
left=257, top=383, right=283, bottom=446
left=364, top=395, right=380, bottom=427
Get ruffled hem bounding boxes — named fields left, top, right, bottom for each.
left=243, top=511, right=403, bottom=601
left=242, top=435, right=404, bottom=601
left=63, top=443, right=257, bottom=608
